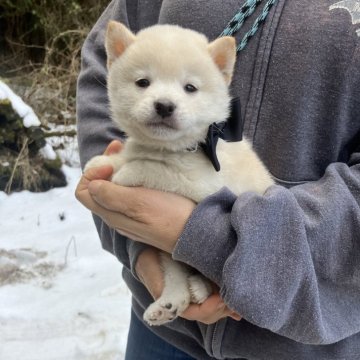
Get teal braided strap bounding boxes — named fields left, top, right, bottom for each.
left=220, top=0, right=278, bottom=52
left=220, top=0, right=262, bottom=37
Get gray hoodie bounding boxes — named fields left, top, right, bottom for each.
left=76, top=0, right=360, bottom=359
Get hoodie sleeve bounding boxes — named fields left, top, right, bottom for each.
left=76, top=0, right=160, bottom=275
left=173, top=149, right=360, bottom=345
left=76, top=0, right=127, bottom=169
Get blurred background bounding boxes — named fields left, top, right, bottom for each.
left=1, top=0, right=108, bottom=129
left=0, top=1, right=132, bottom=359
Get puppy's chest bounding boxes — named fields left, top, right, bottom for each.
left=114, top=149, right=224, bottom=201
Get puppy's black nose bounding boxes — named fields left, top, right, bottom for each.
left=154, top=101, right=176, bottom=118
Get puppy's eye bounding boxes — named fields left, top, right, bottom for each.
left=184, top=84, right=198, bottom=93
left=135, top=79, right=150, bottom=88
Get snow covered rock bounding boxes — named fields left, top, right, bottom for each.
left=0, top=81, right=41, bottom=128
left=0, top=80, right=67, bottom=192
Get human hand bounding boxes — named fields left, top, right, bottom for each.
left=75, top=139, right=123, bottom=210
left=76, top=141, right=241, bottom=323
left=135, top=248, right=242, bottom=324
left=181, top=293, right=242, bottom=324
left=75, top=141, right=196, bottom=253
left=75, top=139, right=121, bottom=215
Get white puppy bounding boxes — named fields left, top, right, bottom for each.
left=85, top=21, right=274, bottom=325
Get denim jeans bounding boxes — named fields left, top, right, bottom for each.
left=124, top=310, right=195, bottom=360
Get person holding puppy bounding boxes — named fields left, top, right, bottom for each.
left=76, top=0, right=360, bottom=359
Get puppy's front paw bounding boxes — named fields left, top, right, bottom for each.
left=111, top=163, right=139, bottom=186
left=111, top=170, right=130, bottom=186
left=84, top=155, right=113, bottom=172
left=188, top=274, right=212, bottom=304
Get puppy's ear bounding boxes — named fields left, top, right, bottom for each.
left=105, top=21, right=136, bottom=69
left=208, top=36, right=236, bottom=85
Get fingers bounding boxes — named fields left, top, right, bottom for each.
left=75, top=139, right=153, bottom=242
left=75, top=165, right=113, bottom=200
left=88, top=180, right=152, bottom=221
left=95, top=205, right=146, bottom=236
left=116, top=228, right=143, bottom=242
left=75, top=140, right=121, bottom=213
left=75, top=166, right=132, bottom=230
left=181, top=295, right=223, bottom=321
left=77, top=187, right=146, bottom=240
left=84, top=165, right=114, bottom=182
left=104, top=140, right=123, bottom=155
left=229, top=312, right=242, bottom=321
left=181, top=294, right=242, bottom=324
left=135, top=248, right=164, bottom=299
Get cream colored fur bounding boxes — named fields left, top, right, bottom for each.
left=85, top=21, right=274, bottom=325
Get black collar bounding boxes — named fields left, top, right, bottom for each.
left=200, top=97, right=244, bottom=171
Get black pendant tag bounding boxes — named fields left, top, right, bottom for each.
left=200, top=97, right=244, bottom=171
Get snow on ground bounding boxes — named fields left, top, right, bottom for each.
left=0, top=165, right=132, bottom=360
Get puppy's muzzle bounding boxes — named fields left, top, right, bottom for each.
left=154, top=101, right=176, bottom=118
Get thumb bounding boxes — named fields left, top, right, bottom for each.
left=135, top=248, right=164, bottom=300
left=84, top=165, right=114, bottom=182
left=104, top=140, right=123, bottom=155
left=75, top=165, right=113, bottom=201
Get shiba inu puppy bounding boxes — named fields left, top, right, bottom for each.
left=85, top=21, right=274, bottom=325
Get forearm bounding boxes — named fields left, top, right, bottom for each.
left=173, top=160, right=360, bottom=344
left=76, top=1, right=130, bottom=258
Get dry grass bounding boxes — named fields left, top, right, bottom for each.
left=1, top=29, right=86, bottom=127
left=0, top=0, right=108, bottom=126
left=0, top=1, right=108, bottom=192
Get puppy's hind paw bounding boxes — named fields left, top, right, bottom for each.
left=143, top=299, right=187, bottom=326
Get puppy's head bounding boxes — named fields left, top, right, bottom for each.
left=105, top=21, right=236, bottom=151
